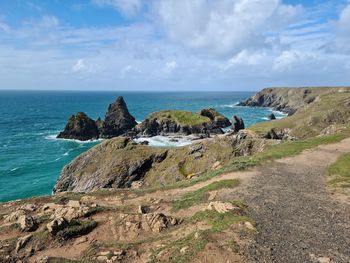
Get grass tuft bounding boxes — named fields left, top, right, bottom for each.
left=328, top=153, right=350, bottom=188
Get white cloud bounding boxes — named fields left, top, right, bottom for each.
left=163, top=60, right=178, bottom=73
left=92, top=0, right=142, bottom=16
left=72, top=59, right=98, bottom=73
left=331, top=1, right=350, bottom=53
left=155, top=0, right=302, bottom=57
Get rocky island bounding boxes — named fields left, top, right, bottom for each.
left=1, top=87, right=350, bottom=263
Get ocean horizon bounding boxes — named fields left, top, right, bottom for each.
left=0, top=90, right=285, bottom=202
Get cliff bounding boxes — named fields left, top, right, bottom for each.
left=237, top=87, right=342, bottom=115
left=53, top=130, right=266, bottom=193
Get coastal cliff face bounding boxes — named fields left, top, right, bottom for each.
left=54, top=130, right=266, bottom=193
left=237, top=87, right=335, bottom=115
left=246, top=87, right=350, bottom=139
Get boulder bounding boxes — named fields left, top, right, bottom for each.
left=207, top=201, right=241, bottom=214
left=18, top=215, right=37, bottom=232
left=268, top=113, right=276, bottom=120
left=15, top=234, right=32, bottom=253
left=232, top=116, right=245, bottom=133
left=57, top=112, right=99, bottom=141
left=47, top=217, right=69, bottom=235
left=100, top=96, right=137, bottom=138
left=199, top=108, right=231, bottom=128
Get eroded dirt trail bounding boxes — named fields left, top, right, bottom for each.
left=239, top=138, right=350, bottom=263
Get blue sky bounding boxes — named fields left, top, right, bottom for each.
left=0, top=0, right=349, bottom=91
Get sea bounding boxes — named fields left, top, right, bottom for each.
left=0, top=91, right=286, bottom=202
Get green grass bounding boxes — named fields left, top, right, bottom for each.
left=328, top=153, right=350, bottom=188
left=151, top=110, right=210, bottom=126
left=250, top=91, right=350, bottom=138
left=172, top=179, right=240, bottom=211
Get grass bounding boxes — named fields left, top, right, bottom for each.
left=328, top=153, right=350, bottom=188
left=250, top=91, right=350, bottom=138
left=151, top=209, right=251, bottom=263
left=172, top=179, right=240, bottom=211
left=151, top=110, right=210, bottom=126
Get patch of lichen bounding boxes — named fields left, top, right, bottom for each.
left=149, top=110, right=211, bottom=126
left=250, top=89, right=350, bottom=138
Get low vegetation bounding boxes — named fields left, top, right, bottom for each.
left=250, top=90, right=350, bottom=138
left=328, top=153, right=350, bottom=188
left=149, top=110, right=210, bottom=126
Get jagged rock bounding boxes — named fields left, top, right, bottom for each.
left=207, top=201, right=241, bottom=214
left=232, top=116, right=245, bottom=133
left=19, top=204, right=37, bottom=212
left=47, top=217, right=68, bottom=235
left=57, top=112, right=99, bottom=141
left=67, top=200, right=81, bottom=208
left=268, top=113, right=276, bottom=120
left=3, top=210, right=26, bottom=223
left=100, top=96, right=137, bottom=138
left=199, top=108, right=231, bottom=128
left=15, top=234, right=32, bottom=253
left=264, top=129, right=296, bottom=141
left=18, top=215, right=37, bottom=232
left=135, top=110, right=225, bottom=137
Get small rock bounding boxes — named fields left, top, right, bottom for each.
left=180, top=246, right=189, bottom=254
left=99, top=251, right=111, bottom=256
left=244, top=221, right=255, bottom=231
left=67, top=200, right=81, bottom=208
left=208, top=191, right=217, bottom=201
left=211, top=161, right=221, bottom=170
left=19, top=215, right=37, bottom=232
left=19, top=204, right=37, bottom=212
left=207, top=201, right=240, bottom=214
left=138, top=205, right=148, bottom=214
left=131, top=181, right=143, bottom=189
left=3, top=210, right=26, bottom=223
left=97, top=255, right=108, bottom=262
left=47, top=217, right=68, bottom=235
left=15, top=234, right=32, bottom=253
left=194, top=232, right=200, bottom=239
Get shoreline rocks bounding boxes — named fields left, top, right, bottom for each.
left=237, top=87, right=322, bottom=115
left=57, top=112, right=99, bottom=141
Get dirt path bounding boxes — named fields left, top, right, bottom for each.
left=238, top=138, right=350, bottom=263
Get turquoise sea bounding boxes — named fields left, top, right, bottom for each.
left=0, top=91, right=285, bottom=202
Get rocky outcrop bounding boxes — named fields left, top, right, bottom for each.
left=53, top=137, right=169, bottom=193
left=135, top=109, right=228, bottom=137
left=237, top=87, right=329, bottom=115
left=268, top=113, right=276, bottom=120
left=100, top=96, right=137, bottom=138
left=232, top=116, right=245, bottom=133
left=57, top=112, right=99, bottom=141
left=199, top=108, right=231, bottom=128
left=53, top=131, right=267, bottom=193
left=57, top=97, right=137, bottom=141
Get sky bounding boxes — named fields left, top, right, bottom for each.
left=0, top=0, right=349, bottom=91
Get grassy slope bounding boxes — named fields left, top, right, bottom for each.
left=328, top=153, right=350, bottom=188
left=250, top=90, right=350, bottom=138
left=149, top=110, right=210, bottom=126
